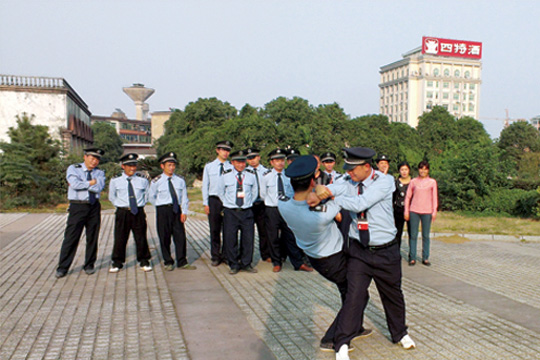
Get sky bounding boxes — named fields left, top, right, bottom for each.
left=1, top=0, right=539, bottom=139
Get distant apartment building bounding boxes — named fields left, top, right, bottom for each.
left=0, top=74, right=93, bottom=151
left=379, top=37, right=482, bottom=127
left=150, top=110, right=172, bottom=143
left=531, top=115, right=540, bottom=132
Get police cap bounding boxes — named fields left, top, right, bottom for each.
left=84, top=147, right=105, bottom=159
left=120, top=153, right=138, bottom=166
left=286, top=148, right=300, bottom=160
left=342, top=147, right=376, bottom=170
left=376, top=154, right=391, bottom=163
left=268, top=148, right=286, bottom=160
left=245, top=147, right=260, bottom=159
left=285, top=155, right=318, bottom=180
left=216, top=140, right=233, bottom=151
left=230, top=150, right=247, bottom=161
left=158, top=152, right=178, bottom=164
left=320, top=152, right=337, bottom=162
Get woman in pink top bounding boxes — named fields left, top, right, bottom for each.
left=404, top=160, right=438, bottom=266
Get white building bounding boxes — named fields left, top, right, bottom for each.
left=379, top=37, right=482, bottom=127
left=0, top=74, right=93, bottom=151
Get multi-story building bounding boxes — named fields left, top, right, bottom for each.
left=379, top=36, right=483, bottom=127
left=0, top=74, right=93, bottom=151
left=530, top=115, right=540, bottom=132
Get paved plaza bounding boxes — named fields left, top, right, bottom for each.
left=1, top=209, right=540, bottom=359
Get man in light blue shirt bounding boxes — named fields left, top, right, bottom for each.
left=218, top=150, right=259, bottom=274
left=108, top=153, right=152, bottom=273
left=202, top=140, right=233, bottom=266
left=56, top=148, right=106, bottom=278
left=149, top=152, right=195, bottom=271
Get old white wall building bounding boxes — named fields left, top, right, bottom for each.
left=379, top=37, right=482, bottom=127
left=0, top=75, right=93, bottom=151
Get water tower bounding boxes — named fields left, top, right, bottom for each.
left=122, top=83, right=155, bottom=121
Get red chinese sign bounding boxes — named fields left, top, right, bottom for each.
left=422, top=36, right=482, bottom=59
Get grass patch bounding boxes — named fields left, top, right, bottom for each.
left=433, top=212, right=540, bottom=236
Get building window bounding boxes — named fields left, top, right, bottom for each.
left=469, top=94, right=474, bottom=101
left=443, top=92, right=449, bottom=99
left=454, top=83, right=460, bottom=89
left=465, top=71, right=471, bottom=78
left=434, top=68, right=440, bottom=76
left=427, top=91, right=433, bottom=99
left=427, top=81, right=433, bottom=87
left=470, top=83, right=475, bottom=90
left=469, top=103, right=474, bottom=111
left=453, top=104, right=459, bottom=111
left=443, top=82, right=449, bottom=88
left=454, top=70, right=460, bottom=77
left=444, top=69, right=450, bottom=76
left=463, top=83, right=468, bottom=90
left=454, top=93, right=459, bottom=100
left=442, top=104, right=448, bottom=110
left=463, top=93, right=467, bottom=100
left=435, top=81, right=439, bottom=88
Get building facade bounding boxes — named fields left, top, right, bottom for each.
left=0, top=74, right=93, bottom=151
left=379, top=37, right=482, bottom=127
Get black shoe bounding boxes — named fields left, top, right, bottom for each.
left=422, top=260, right=431, bottom=266
left=211, top=260, right=221, bottom=267
left=84, top=267, right=96, bottom=275
left=229, top=268, right=239, bottom=275
left=55, top=270, right=67, bottom=278
left=353, top=328, right=373, bottom=340
left=319, top=342, right=355, bottom=352
left=241, top=266, right=258, bottom=273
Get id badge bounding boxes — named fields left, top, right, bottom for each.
left=357, top=219, right=369, bottom=231
left=237, top=191, right=245, bottom=198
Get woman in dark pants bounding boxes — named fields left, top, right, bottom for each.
left=393, top=161, right=412, bottom=249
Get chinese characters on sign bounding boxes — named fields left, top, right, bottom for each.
left=422, top=36, right=482, bottom=59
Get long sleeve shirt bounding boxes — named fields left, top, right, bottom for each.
left=202, top=158, right=233, bottom=206
left=66, top=163, right=106, bottom=201
left=148, top=173, right=189, bottom=213
left=108, top=173, right=149, bottom=208
left=260, top=169, right=294, bottom=207
left=404, top=177, right=438, bottom=216
left=218, top=169, right=258, bottom=209
left=247, top=164, right=268, bottom=203
left=328, top=170, right=397, bottom=246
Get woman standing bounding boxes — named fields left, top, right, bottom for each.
left=393, top=161, right=412, bottom=249
left=404, top=161, right=438, bottom=266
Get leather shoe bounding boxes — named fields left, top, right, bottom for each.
left=272, top=265, right=282, bottom=273
left=229, top=268, right=239, bottom=275
left=297, top=264, right=313, bottom=272
left=84, top=267, right=95, bottom=275
left=55, top=270, right=67, bottom=278
left=265, top=258, right=272, bottom=263
left=422, top=260, right=431, bottom=266
left=242, top=265, right=258, bottom=273
left=211, top=260, right=221, bottom=267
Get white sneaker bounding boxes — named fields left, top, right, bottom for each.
left=399, top=334, right=416, bottom=350
left=109, top=266, right=120, bottom=273
left=140, top=264, right=153, bottom=272
left=336, top=344, right=350, bottom=360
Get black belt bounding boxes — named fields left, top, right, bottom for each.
left=351, top=238, right=397, bottom=251
left=117, top=207, right=143, bottom=211
left=225, top=207, right=251, bottom=212
left=69, top=200, right=99, bottom=204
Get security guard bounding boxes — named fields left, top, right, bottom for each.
left=321, top=152, right=344, bottom=184
left=218, top=150, right=259, bottom=274
left=202, top=140, right=233, bottom=266
left=246, top=147, right=270, bottom=262
left=313, top=147, right=415, bottom=357
left=313, top=154, right=330, bottom=185
left=56, top=148, right=106, bottom=278
left=260, top=148, right=312, bottom=273
left=375, top=154, right=390, bottom=175
left=149, top=152, right=196, bottom=271
left=278, top=156, right=371, bottom=352
left=286, top=147, right=300, bottom=165
left=108, top=153, right=152, bottom=273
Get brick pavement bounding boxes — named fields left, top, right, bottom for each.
left=1, top=211, right=539, bottom=359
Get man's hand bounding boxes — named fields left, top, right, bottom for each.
left=89, top=179, right=97, bottom=186
left=307, top=192, right=321, bottom=207
left=181, top=214, right=187, bottom=223
left=315, top=185, right=333, bottom=200
left=334, top=212, right=342, bottom=222
left=204, top=205, right=210, bottom=215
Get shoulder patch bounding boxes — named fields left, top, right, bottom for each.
left=263, top=170, right=272, bottom=176
left=223, top=169, right=233, bottom=174
left=245, top=169, right=255, bottom=174
left=113, top=173, right=123, bottom=178
left=74, top=164, right=82, bottom=168
left=335, top=173, right=344, bottom=180
left=343, top=175, right=351, bottom=181
left=152, top=174, right=162, bottom=183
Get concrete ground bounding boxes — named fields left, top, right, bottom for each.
left=1, top=208, right=539, bottom=359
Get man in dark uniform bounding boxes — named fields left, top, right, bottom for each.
left=260, top=148, right=313, bottom=273
left=149, top=152, right=196, bottom=271
left=312, top=147, right=415, bottom=358
left=202, top=140, right=233, bottom=266
left=56, top=148, right=106, bottom=278
left=108, top=153, right=152, bottom=273
left=313, top=154, right=330, bottom=185
left=246, top=147, right=270, bottom=262
left=218, top=150, right=259, bottom=275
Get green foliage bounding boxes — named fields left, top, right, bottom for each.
left=91, top=122, right=124, bottom=164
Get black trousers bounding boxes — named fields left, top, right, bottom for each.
left=334, top=240, right=407, bottom=349
left=308, top=251, right=351, bottom=344
left=208, top=196, right=224, bottom=262
left=252, top=201, right=270, bottom=260
left=111, top=208, right=151, bottom=268
left=265, top=207, right=304, bottom=269
left=338, top=210, right=352, bottom=248
left=394, top=207, right=410, bottom=248
left=156, top=205, right=188, bottom=267
left=223, top=208, right=255, bottom=270
left=57, top=202, right=101, bottom=272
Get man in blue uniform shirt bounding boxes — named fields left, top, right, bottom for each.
left=311, top=147, right=416, bottom=359
left=56, top=148, right=106, bottom=278
left=149, top=152, right=196, bottom=271
left=246, top=147, right=271, bottom=262
left=278, top=156, right=372, bottom=353
left=260, top=148, right=312, bottom=273
left=108, top=153, right=152, bottom=273
left=202, top=140, right=233, bottom=266
left=218, top=150, right=259, bottom=275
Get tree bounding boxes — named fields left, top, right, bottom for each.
left=498, top=121, right=540, bottom=166
left=91, top=122, right=124, bottom=164
left=416, top=106, right=457, bottom=156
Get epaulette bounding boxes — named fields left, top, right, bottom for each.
left=343, top=175, right=351, bottom=181
left=223, top=169, right=233, bottom=174
left=335, top=173, right=344, bottom=180
left=74, top=164, right=82, bottom=168
left=245, top=169, right=255, bottom=174
left=373, top=174, right=379, bottom=181
left=263, top=170, right=272, bottom=176
left=152, top=174, right=162, bottom=183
